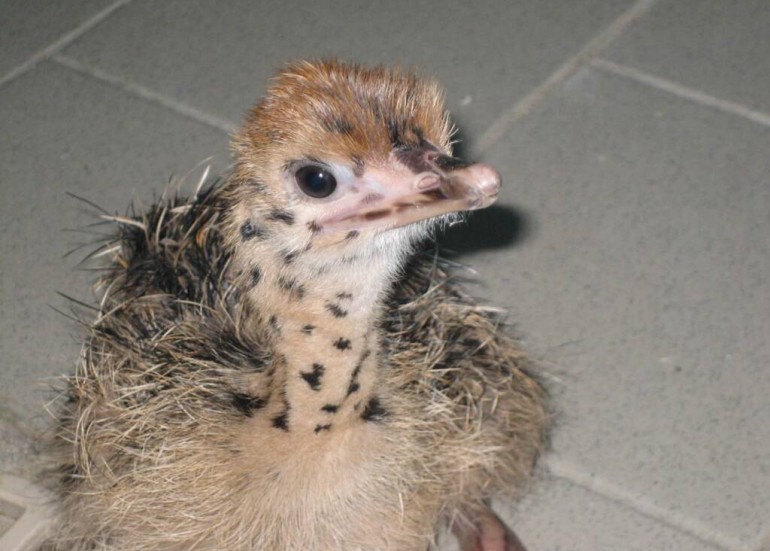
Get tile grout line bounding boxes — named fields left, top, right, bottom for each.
left=52, top=54, right=237, bottom=136
left=0, top=0, right=132, bottom=89
left=547, top=456, right=747, bottom=551
left=591, top=58, right=770, bottom=129
left=476, top=0, right=660, bottom=153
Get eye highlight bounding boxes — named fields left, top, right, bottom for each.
left=295, top=165, right=337, bottom=198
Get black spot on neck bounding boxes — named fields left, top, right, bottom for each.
left=361, top=396, right=388, bottom=422
left=241, top=220, right=266, bottom=240
left=300, top=363, right=325, bottom=391
left=345, top=230, right=359, bottom=240
left=336, top=292, right=353, bottom=300
left=325, top=302, right=348, bottom=318
left=251, top=266, right=262, bottom=285
left=301, top=324, right=315, bottom=335
left=272, top=412, right=289, bottom=431
left=346, top=380, right=360, bottom=396
left=321, top=404, right=338, bottom=413
left=230, top=392, right=266, bottom=417
left=271, top=390, right=291, bottom=431
left=346, top=349, right=369, bottom=397
left=307, top=220, right=322, bottom=234
left=267, top=208, right=295, bottom=225
left=334, top=338, right=352, bottom=351
left=278, top=276, right=306, bottom=300
left=351, top=349, right=370, bottom=380
left=314, top=423, right=332, bottom=434
left=282, top=250, right=298, bottom=265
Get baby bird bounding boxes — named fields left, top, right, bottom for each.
left=48, top=60, right=549, bottom=550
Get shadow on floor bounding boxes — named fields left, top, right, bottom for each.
left=436, top=203, right=535, bottom=257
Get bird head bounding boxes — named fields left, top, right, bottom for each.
left=226, top=59, right=501, bottom=272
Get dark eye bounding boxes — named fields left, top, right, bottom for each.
left=295, top=165, right=337, bottom=198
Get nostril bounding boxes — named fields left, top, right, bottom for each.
left=416, top=173, right=440, bottom=191
left=423, top=150, right=440, bottom=164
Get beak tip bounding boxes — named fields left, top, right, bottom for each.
left=477, top=165, right=502, bottom=198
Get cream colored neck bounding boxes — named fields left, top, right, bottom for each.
left=238, top=242, right=400, bottom=434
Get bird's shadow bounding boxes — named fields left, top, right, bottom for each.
left=432, top=118, right=535, bottom=256
left=436, top=204, right=535, bottom=257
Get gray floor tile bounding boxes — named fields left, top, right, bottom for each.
left=437, top=478, right=724, bottom=551
left=0, top=61, right=229, bottom=474
left=60, top=0, right=636, bottom=151
left=3, top=1, right=768, bottom=545
left=498, top=478, right=723, bottom=551
left=475, top=67, right=770, bottom=546
left=0, top=0, right=116, bottom=80
left=603, top=0, right=770, bottom=114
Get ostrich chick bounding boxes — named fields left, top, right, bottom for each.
left=48, top=60, right=549, bottom=550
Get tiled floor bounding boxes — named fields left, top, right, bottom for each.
left=1, top=1, right=768, bottom=549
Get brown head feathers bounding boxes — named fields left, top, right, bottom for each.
left=234, top=59, right=453, bottom=174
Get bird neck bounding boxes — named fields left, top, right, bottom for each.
left=234, top=238, right=405, bottom=434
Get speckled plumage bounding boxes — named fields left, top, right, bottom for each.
left=45, top=60, right=550, bottom=550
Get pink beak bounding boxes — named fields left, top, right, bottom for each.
left=318, top=150, right=502, bottom=233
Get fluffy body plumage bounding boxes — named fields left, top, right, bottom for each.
left=46, top=60, right=549, bottom=550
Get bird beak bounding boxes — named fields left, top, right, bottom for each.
left=319, top=150, right=502, bottom=233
